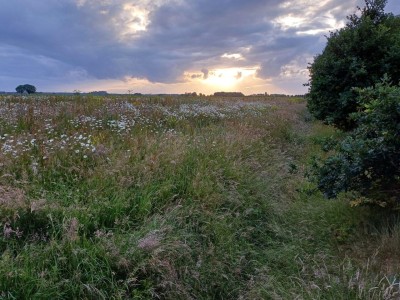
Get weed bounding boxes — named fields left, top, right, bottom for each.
left=0, top=94, right=397, bottom=298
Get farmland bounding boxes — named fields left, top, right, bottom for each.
left=0, top=94, right=398, bottom=299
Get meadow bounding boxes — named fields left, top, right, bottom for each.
left=0, top=94, right=398, bottom=299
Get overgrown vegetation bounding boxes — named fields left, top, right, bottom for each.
left=307, top=0, right=400, bottom=130
left=307, top=0, right=400, bottom=211
left=311, top=79, right=400, bottom=206
left=0, top=94, right=398, bottom=298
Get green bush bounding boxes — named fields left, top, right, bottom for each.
left=311, top=79, right=400, bottom=206
left=307, top=0, right=400, bottom=130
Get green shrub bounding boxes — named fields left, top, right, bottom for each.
left=306, top=0, right=400, bottom=130
left=311, top=79, right=400, bottom=206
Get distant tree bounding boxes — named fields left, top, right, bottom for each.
left=307, top=0, right=400, bottom=130
left=15, top=84, right=36, bottom=94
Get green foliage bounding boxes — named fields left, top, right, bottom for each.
left=307, top=0, right=400, bottom=130
left=15, top=84, right=37, bottom=94
left=311, top=80, right=400, bottom=205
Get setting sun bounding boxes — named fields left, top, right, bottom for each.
left=187, top=67, right=258, bottom=89
left=205, top=68, right=257, bottom=88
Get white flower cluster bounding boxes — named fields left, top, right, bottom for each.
left=0, top=132, right=96, bottom=159
left=149, top=100, right=269, bottom=120
left=106, top=116, right=135, bottom=133
left=1, top=133, right=34, bottom=157
left=0, top=96, right=270, bottom=164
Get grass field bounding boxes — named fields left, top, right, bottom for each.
left=0, top=94, right=399, bottom=299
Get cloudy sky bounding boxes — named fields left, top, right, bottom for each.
left=1, top=0, right=399, bottom=95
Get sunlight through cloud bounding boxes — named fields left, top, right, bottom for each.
left=186, top=67, right=258, bottom=89
left=221, top=53, right=245, bottom=60
left=122, top=4, right=150, bottom=34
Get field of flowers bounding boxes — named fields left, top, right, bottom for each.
left=0, top=94, right=397, bottom=299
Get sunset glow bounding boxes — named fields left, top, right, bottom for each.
left=0, top=1, right=399, bottom=94
left=203, top=68, right=257, bottom=88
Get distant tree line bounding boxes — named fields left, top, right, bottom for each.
left=213, top=92, right=244, bottom=97
left=183, top=92, right=198, bottom=96
left=89, top=91, right=108, bottom=95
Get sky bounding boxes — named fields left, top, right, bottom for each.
left=1, top=0, right=399, bottom=95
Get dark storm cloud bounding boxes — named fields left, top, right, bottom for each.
left=0, top=0, right=399, bottom=91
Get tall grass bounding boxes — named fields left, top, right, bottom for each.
left=0, top=94, right=398, bottom=299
